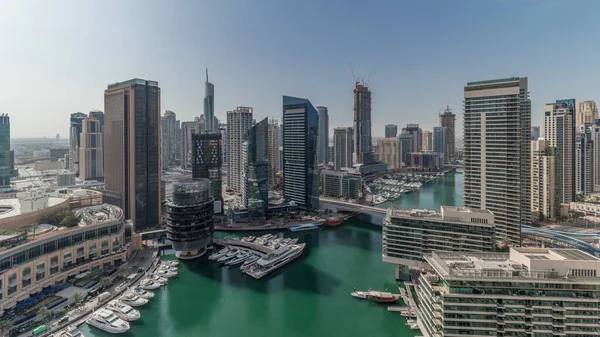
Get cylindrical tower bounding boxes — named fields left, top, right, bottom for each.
left=166, top=179, right=214, bottom=260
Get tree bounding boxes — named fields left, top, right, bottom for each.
left=71, top=293, right=85, bottom=312
left=118, top=264, right=128, bottom=275
left=37, top=306, right=53, bottom=324
left=0, top=319, right=12, bottom=337
left=100, top=276, right=112, bottom=290
left=59, top=214, right=81, bottom=228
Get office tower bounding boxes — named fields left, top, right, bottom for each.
left=283, top=96, right=319, bottom=210
left=593, top=119, right=600, bottom=192
left=218, top=123, right=227, bottom=164
left=204, top=69, right=215, bottom=133
left=544, top=102, right=574, bottom=206
left=69, top=112, right=87, bottom=175
left=161, top=110, right=179, bottom=169
left=439, top=105, right=456, bottom=162
left=353, top=82, right=372, bottom=164
left=267, top=119, right=279, bottom=187
left=180, top=121, right=203, bottom=169
left=79, top=116, right=104, bottom=180
left=376, top=138, right=402, bottom=169
left=56, top=134, right=59, bottom=141
left=104, top=78, right=161, bottom=232
left=531, top=138, right=556, bottom=220
left=88, top=110, right=105, bottom=175
left=421, top=130, right=432, bottom=151
left=243, top=117, right=269, bottom=216
left=191, top=133, right=223, bottom=213
left=432, top=126, right=446, bottom=160
left=9, top=150, right=15, bottom=178
left=531, top=126, right=540, bottom=140
left=401, top=124, right=422, bottom=153
left=226, top=107, right=253, bottom=193
left=399, top=133, right=413, bottom=167
left=316, top=106, right=329, bottom=166
left=385, top=124, right=397, bottom=138
left=576, top=100, right=598, bottom=129
left=417, top=248, right=600, bottom=337
left=333, top=127, right=353, bottom=171
left=0, top=114, right=10, bottom=190
left=575, top=128, right=593, bottom=196
left=463, top=77, right=531, bottom=245
left=166, top=179, right=214, bottom=260
left=327, top=145, right=334, bottom=164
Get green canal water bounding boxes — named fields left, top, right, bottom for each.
left=80, top=172, right=462, bottom=337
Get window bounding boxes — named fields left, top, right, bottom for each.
left=22, top=267, right=32, bottom=287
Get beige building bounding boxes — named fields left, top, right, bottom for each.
left=531, top=138, right=556, bottom=220
left=422, top=130, right=432, bottom=151
left=79, top=116, right=104, bottom=180
left=576, top=100, right=598, bottom=129
left=226, top=107, right=253, bottom=194
left=544, top=102, right=574, bottom=208
left=376, top=138, right=402, bottom=169
left=0, top=204, right=130, bottom=311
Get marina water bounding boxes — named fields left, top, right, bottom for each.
left=80, top=172, right=462, bottom=337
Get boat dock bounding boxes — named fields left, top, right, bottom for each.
left=402, top=282, right=430, bottom=337
left=387, top=306, right=409, bottom=312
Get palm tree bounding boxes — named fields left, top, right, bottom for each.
left=37, top=306, right=53, bottom=324
left=100, top=276, right=112, bottom=290
left=0, top=319, right=13, bottom=337
left=118, top=264, right=128, bottom=276
left=71, top=292, right=85, bottom=312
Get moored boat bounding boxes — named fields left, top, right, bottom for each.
left=120, top=292, right=149, bottom=307
left=401, top=311, right=417, bottom=317
left=351, top=291, right=368, bottom=299
left=155, top=268, right=177, bottom=278
left=209, top=248, right=229, bottom=260
left=138, top=279, right=161, bottom=290
left=289, top=223, right=320, bottom=232
left=161, top=260, right=179, bottom=267
left=86, top=308, right=130, bottom=334
left=323, top=217, right=343, bottom=226
left=367, top=290, right=400, bottom=303
left=226, top=252, right=251, bottom=266
left=131, top=287, right=154, bottom=299
left=217, top=248, right=239, bottom=262
left=106, top=300, right=140, bottom=321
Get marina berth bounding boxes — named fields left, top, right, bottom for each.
left=106, top=300, right=141, bottom=321
left=86, top=308, right=130, bottom=334
left=131, top=287, right=155, bottom=299
left=120, top=292, right=149, bottom=307
left=138, top=279, right=162, bottom=290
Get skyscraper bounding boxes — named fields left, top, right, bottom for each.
left=401, top=124, right=422, bottom=152
left=283, top=96, right=319, bottom=210
left=104, top=78, right=161, bottom=232
left=531, top=138, right=556, bottom=220
left=192, top=133, right=222, bottom=213
left=544, top=102, right=574, bottom=207
left=576, top=100, right=598, bottom=129
left=464, top=77, right=531, bottom=245
left=353, top=82, right=372, bottom=164
left=385, top=124, right=398, bottom=138
left=422, top=130, right=432, bottom=152
left=267, top=119, right=279, bottom=187
left=439, top=106, right=456, bottom=162
left=180, top=120, right=203, bottom=169
left=204, top=69, right=215, bottom=133
left=243, top=117, right=269, bottom=216
left=376, top=138, right=402, bottom=169
left=531, top=126, right=540, bottom=140
left=399, top=133, right=414, bottom=167
left=0, top=114, right=10, bottom=190
left=593, top=119, right=600, bottom=192
left=79, top=115, right=104, bottom=180
left=575, top=128, right=593, bottom=196
left=226, top=107, right=253, bottom=193
left=89, top=110, right=105, bottom=174
left=433, top=126, right=447, bottom=159
left=69, top=112, right=87, bottom=175
left=161, top=110, right=179, bottom=169
left=316, top=106, right=329, bottom=166
left=333, top=127, right=353, bottom=171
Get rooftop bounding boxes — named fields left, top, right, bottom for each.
left=466, top=77, right=522, bottom=86
left=441, top=206, right=491, bottom=214
left=0, top=196, right=67, bottom=220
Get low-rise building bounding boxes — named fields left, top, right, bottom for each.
left=382, top=206, right=495, bottom=273
left=417, top=248, right=600, bottom=337
left=320, top=170, right=362, bottom=200
left=569, top=201, right=600, bottom=217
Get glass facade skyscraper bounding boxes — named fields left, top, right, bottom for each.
left=283, top=96, right=319, bottom=210
left=192, top=133, right=223, bottom=213
left=316, top=106, right=329, bottom=166
left=0, top=114, right=10, bottom=190
left=353, top=83, right=372, bottom=164
left=204, top=69, right=215, bottom=133
left=243, top=117, right=269, bottom=217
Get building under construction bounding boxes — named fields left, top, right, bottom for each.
left=439, top=105, right=456, bottom=163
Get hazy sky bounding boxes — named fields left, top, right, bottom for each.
left=2, top=0, right=600, bottom=138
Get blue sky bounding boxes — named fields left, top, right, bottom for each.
left=2, top=0, right=599, bottom=138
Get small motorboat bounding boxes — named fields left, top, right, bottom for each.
left=217, top=249, right=239, bottom=262
left=209, top=248, right=229, bottom=260
left=120, top=292, right=149, bottom=307
left=139, top=279, right=161, bottom=290
left=351, top=290, right=368, bottom=299
left=149, top=274, right=168, bottom=285
left=132, top=287, right=154, bottom=299
left=162, top=260, right=179, bottom=267
left=154, top=268, right=177, bottom=278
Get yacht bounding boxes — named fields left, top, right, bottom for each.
left=131, top=287, right=154, bottom=299
left=217, top=248, right=239, bottom=262
left=240, top=255, right=260, bottom=269
left=227, top=252, right=251, bottom=266
left=138, top=278, right=161, bottom=290
left=86, top=308, right=130, bottom=334
left=208, top=248, right=229, bottom=260
left=154, top=268, right=177, bottom=278
left=149, top=274, right=168, bottom=285
left=106, top=300, right=140, bottom=321
left=244, top=244, right=306, bottom=279
left=120, top=292, right=149, bottom=307
left=161, top=260, right=179, bottom=267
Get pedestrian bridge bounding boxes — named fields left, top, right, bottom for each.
left=318, top=198, right=386, bottom=225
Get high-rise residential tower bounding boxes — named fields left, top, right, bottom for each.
left=161, top=110, right=179, bottom=169
left=593, top=119, right=600, bottom=192
left=316, top=106, right=329, bottom=166
left=463, top=77, right=531, bottom=245
left=192, top=133, right=222, bottom=213
left=283, top=96, right=319, bottom=210
left=401, top=124, right=422, bottom=153
left=243, top=117, right=269, bottom=216
left=531, top=126, right=540, bottom=140
left=180, top=120, right=203, bottom=169
left=204, top=69, right=215, bottom=133
left=267, top=119, right=279, bottom=187
left=226, top=106, right=253, bottom=194
left=0, top=114, right=10, bottom=190
left=353, top=82, right=372, bottom=164
left=433, top=126, right=446, bottom=159
left=69, top=112, right=87, bottom=175
left=79, top=115, right=104, bottom=180
left=385, top=124, right=398, bottom=139
left=422, top=130, right=432, bottom=152
left=544, top=102, right=575, bottom=207
left=575, top=128, right=593, bottom=196
left=576, top=100, right=598, bottom=129
left=399, top=133, right=414, bottom=167
left=531, top=138, right=556, bottom=220
left=439, top=105, right=456, bottom=162
left=376, top=138, right=402, bottom=169
left=104, top=78, right=161, bottom=232
left=89, top=110, right=105, bottom=174
left=333, top=127, right=353, bottom=171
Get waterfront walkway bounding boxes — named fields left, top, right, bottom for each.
left=402, top=282, right=430, bottom=337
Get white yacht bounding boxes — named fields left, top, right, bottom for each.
left=208, top=248, right=229, bottom=260
left=120, top=292, right=149, bottom=307
left=154, top=268, right=177, bottom=278
left=162, top=260, right=179, bottom=267
left=149, top=274, right=168, bottom=285
left=86, top=308, right=130, bottom=334
left=217, top=248, right=239, bottom=262
left=106, top=300, right=141, bottom=321
left=139, top=278, right=161, bottom=290
left=132, top=287, right=154, bottom=299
